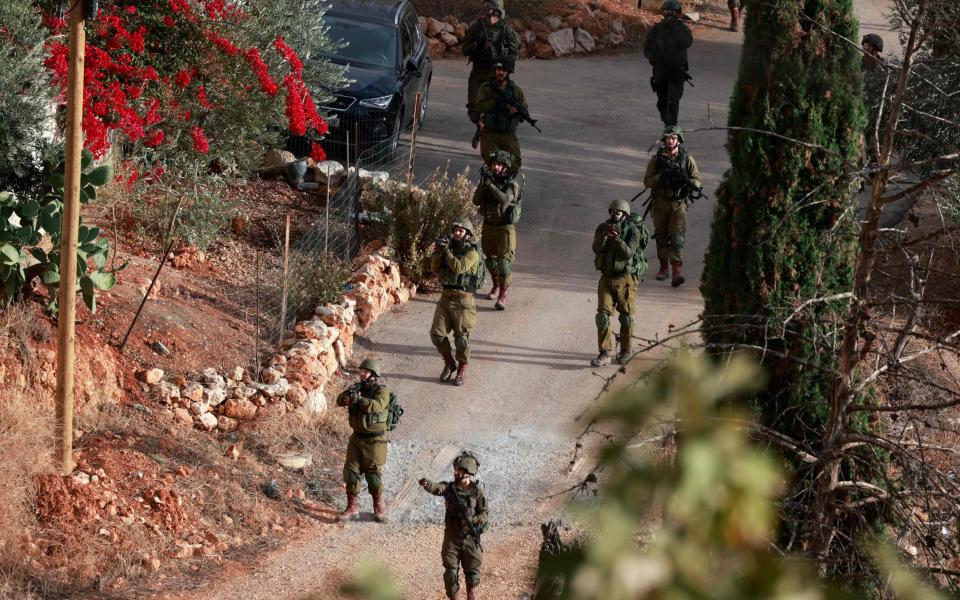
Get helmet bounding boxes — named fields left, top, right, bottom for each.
left=487, top=150, right=514, bottom=168
left=359, top=358, right=382, bottom=377
left=862, top=33, right=884, bottom=52
left=662, top=125, right=684, bottom=143
left=453, top=451, right=480, bottom=476
left=452, top=216, right=474, bottom=236
left=484, top=0, right=504, bottom=16
left=493, top=58, right=515, bottom=73
left=661, top=0, right=682, bottom=12
left=608, top=199, right=631, bottom=215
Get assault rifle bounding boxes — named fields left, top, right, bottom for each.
left=650, top=71, right=695, bottom=92
left=505, top=97, right=541, bottom=133
left=657, top=160, right=704, bottom=203
left=446, top=485, right=484, bottom=551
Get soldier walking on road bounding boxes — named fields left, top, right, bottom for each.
left=473, top=150, right=522, bottom=310
left=463, top=0, right=519, bottom=148
left=420, top=452, right=489, bottom=600
left=592, top=199, right=647, bottom=367
left=727, top=0, right=744, bottom=31
left=474, top=59, right=529, bottom=172
left=644, top=126, right=702, bottom=288
left=430, top=217, right=483, bottom=386
left=335, top=358, right=391, bottom=523
left=643, top=0, right=693, bottom=126
left=861, top=34, right=886, bottom=174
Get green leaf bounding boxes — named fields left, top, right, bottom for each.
left=0, top=191, right=13, bottom=206
left=29, top=248, right=47, bottom=263
left=79, top=274, right=94, bottom=294
left=46, top=172, right=65, bottom=189
left=81, top=149, right=93, bottom=170
left=42, top=269, right=60, bottom=285
left=85, top=226, right=100, bottom=243
left=92, top=251, right=107, bottom=269
left=79, top=186, right=96, bottom=204
left=86, top=270, right=116, bottom=290
left=15, top=200, right=40, bottom=219
left=85, top=165, right=112, bottom=187
left=0, top=244, right=20, bottom=265
left=81, top=286, right=96, bottom=313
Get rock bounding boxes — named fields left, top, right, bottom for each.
left=548, top=28, right=576, bottom=56
left=149, top=341, right=171, bottom=356
left=286, top=382, right=308, bottom=406
left=217, top=416, right=238, bottom=432
left=602, top=32, right=624, bottom=47
left=427, top=37, right=447, bottom=57
left=286, top=339, right=321, bottom=359
left=231, top=215, right=248, bottom=237
left=684, top=11, right=701, bottom=23
left=196, top=412, right=218, bottom=431
left=203, top=387, right=227, bottom=407
left=454, top=23, right=467, bottom=41
left=574, top=29, right=596, bottom=53
left=304, top=389, right=327, bottom=417
left=260, top=367, right=283, bottom=384
left=142, top=555, right=161, bottom=572
left=611, top=18, right=624, bottom=34
left=544, top=15, right=563, bottom=30
left=231, top=384, right=257, bottom=399
left=72, top=471, right=91, bottom=485
left=189, top=401, right=209, bottom=416
left=425, top=17, right=444, bottom=37
left=261, top=149, right=295, bottom=173
left=310, top=160, right=345, bottom=186
left=294, top=319, right=329, bottom=341
left=229, top=366, right=246, bottom=382
left=440, top=32, right=459, bottom=47
left=182, top=382, right=204, bottom=402
left=522, top=30, right=536, bottom=46
left=201, top=367, right=225, bottom=389
left=137, top=368, right=164, bottom=385
left=530, top=20, right=550, bottom=34
left=259, top=402, right=287, bottom=420
left=565, top=14, right=583, bottom=29
left=150, top=381, right=180, bottom=404
left=173, top=407, right=193, bottom=426
left=255, top=379, right=290, bottom=398
left=225, top=398, right=258, bottom=420
left=225, top=444, right=241, bottom=461
left=277, top=454, right=313, bottom=470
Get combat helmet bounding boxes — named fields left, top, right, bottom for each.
left=862, top=33, right=884, bottom=53
left=661, top=0, right=682, bottom=12
left=359, top=358, right=382, bottom=378
left=608, top=199, right=631, bottom=215
left=452, top=216, right=475, bottom=237
left=484, top=0, right=504, bottom=17
left=487, top=150, right=514, bottom=169
left=493, top=58, right=516, bottom=73
left=662, top=125, right=685, bottom=143
left=453, top=451, right=480, bottom=476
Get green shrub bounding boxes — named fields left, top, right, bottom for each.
left=362, top=168, right=479, bottom=283
left=128, top=175, right=238, bottom=252
left=286, top=252, right=352, bottom=320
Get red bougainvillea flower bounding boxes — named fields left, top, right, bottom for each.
left=274, top=36, right=303, bottom=76
left=191, top=126, right=210, bottom=154
left=245, top=48, right=279, bottom=96
left=145, top=130, right=165, bottom=147
left=174, top=69, right=193, bottom=88
left=125, top=170, right=140, bottom=189
left=207, top=32, right=240, bottom=55
left=164, top=15, right=175, bottom=27
left=283, top=74, right=306, bottom=136
left=310, top=143, right=326, bottom=162
left=197, top=86, right=213, bottom=109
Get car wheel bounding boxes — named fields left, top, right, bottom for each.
left=417, top=79, right=430, bottom=129
left=377, top=111, right=402, bottom=167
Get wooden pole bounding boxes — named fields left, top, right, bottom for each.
left=407, top=92, right=422, bottom=186
left=55, top=4, right=86, bottom=476
left=277, top=214, right=291, bottom=350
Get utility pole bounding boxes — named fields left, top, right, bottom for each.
left=55, top=0, right=89, bottom=476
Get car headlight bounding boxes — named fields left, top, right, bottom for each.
left=359, top=95, right=393, bottom=110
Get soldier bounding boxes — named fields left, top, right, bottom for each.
left=335, top=358, right=391, bottom=523
left=462, top=0, right=519, bottom=148
left=861, top=33, right=884, bottom=70
left=642, top=0, right=693, bottom=127
left=861, top=34, right=886, bottom=171
left=474, top=59, right=528, bottom=172
left=727, top=0, right=744, bottom=31
left=419, top=451, right=489, bottom=600
left=643, top=126, right=702, bottom=288
left=472, top=150, right=522, bottom=310
left=592, top=199, right=646, bottom=367
left=430, top=217, right=482, bottom=386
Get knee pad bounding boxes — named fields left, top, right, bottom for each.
left=484, top=257, right=498, bottom=275
left=430, top=334, right=448, bottom=349
left=672, top=231, right=685, bottom=251
left=465, top=570, right=481, bottom=588
left=343, top=469, right=360, bottom=492
left=595, top=312, right=610, bottom=331
left=498, top=258, right=512, bottom=276
left=443, top=568, right=460, bottom=595
left=619, top=313, right=633, bottom=331
left=454, top=334, right=470, bottom=354
left=364, top=472, right=382, bottom=493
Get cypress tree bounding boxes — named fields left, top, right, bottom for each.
left=700, top=2, right=863, bottom=445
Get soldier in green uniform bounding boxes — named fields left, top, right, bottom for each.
left=727, top=0, right=744, bottom=31
left=335, top=358, right=391, bottom=523
left=430, top=217, right=481, bottom=386
left=462, top=0, right=519, bottom=148
left=642, top=0, right=693, bottom=126
left=419, top=452, right=489, bottom=600
left=474, top=59, right=528, bottom=172
left=643, top=126, right=702, bottom=288
left=473, top=150, right=522, bottom=310
left=592, top=199, right=645, bottom=367
left=861, top=33, right=886, bottom=169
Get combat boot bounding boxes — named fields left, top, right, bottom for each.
left=671, top=262, right=685, bottom=288
left=617, top=350, right=631, bottom=365
left=729, top=7, right=740, bottom=31
left=371, top=492, right=386, bottom=523
left=486, top=275, right=499, bottom=300
left=495, top=285, right=508, bottom=310
left=655, top=259, right=669, bottom=281
left=440, top=351, right=458, bottom=382
left=466, top=585, right=479, bottom=600
left=591, top=351, right=610, bottom=367
left=454, top=362, right=468, bottom=386
left=337, top=493, right=359, bottom=522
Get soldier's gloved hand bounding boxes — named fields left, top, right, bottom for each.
left=418, top=478, right=428, bottom=488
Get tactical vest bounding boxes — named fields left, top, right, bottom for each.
left=479, top=177, right=520, bottom=226
left=482, top=81, right=521, bottom=133
left=594, top=220, right=642, bottom=276
left=348, top=382, right=389, bottom=435
left=471, top=21, right=509, bottom=67
left=440, top=241, right=483, bottom=290
left=656, top=147, right=693, bottom=201
left=648, top=20, right=691, bottom=73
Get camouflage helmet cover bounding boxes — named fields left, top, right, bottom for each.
left=608, top=199, right=631, bottom=215
left=454, top=451, right=480, bottom=475
left=452, top=216, right=475, bottom=236
left=862, top=33, right=884, bottom=52
left=662, top=125, right=685, bottom=143
left=359, top=358, right=382, bottom=377
left=661, top=0, right=682, bottom=12
left=484, top=0, right=504, bottom=15
left=493, top=58, right=515, bottom=73
left=487, top=150, right=515, bottom=168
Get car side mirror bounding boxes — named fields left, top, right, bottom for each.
left=406, top=58, right=421, bottom=76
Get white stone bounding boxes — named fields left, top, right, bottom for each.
left=72, top=471, right=91, bottom=485
left=189, top=401, right=210, bottom=416
left=277, top=454, right=313, bottom=470
left=255, top=379, right=290, bottom=398
left=544, top=15, right=563, bottom=30
left=138, top=368, right=164, bottom=385
left=548, top=28, right=576, bottom=56
left=285, top=339, right=321, bottom=359
left=201, top=367, right=225, bottom=389
left=304, top=389, right=327, bottom=416
left=182, top=382, right=204, bottom=402
left=523, top=30, right=536, bottom=45
left=602, top=32, right=624, bottom=47
left=196, top=412, right=218, bottom=431
left=611, top=18, right=624, bottom=34
left=151, top=381, right=180, bottom=403
left=440, top=32, right=459, bottom=47
left=574, top=29, right=596, bottom=53
left=217, top=416, right=239, bottom=432
left=203, top=387, right=227, bottom=407
left=232, top=384, right=257, bottom=399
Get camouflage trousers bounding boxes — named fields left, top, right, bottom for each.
left=467, top=66, right=495, bottom=124
left=651, top=196, right=687, bottom=264
left=479, top=129, right=522, bottom=172
left=481, top=224, right=516, bottom=287
left=343, top=433, right=387, bottom=495
left=430, top=290, right=477, bottom=363
left=441, top=531, right=483, bottom=598
left=597, top=273, right=637, bottom=354
left=653, top=71, right=686, bottom=126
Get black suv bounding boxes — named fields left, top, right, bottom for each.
left=319, top=0, right=433, bottom=162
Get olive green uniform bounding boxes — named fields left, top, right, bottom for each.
left=462, top=20, right=519, bottom=124
left=336, top=381, right=391, bottom=496
left=421, top=479, right=489, bottom=598
left=593, top=219, right=644, bottom=354
left=642, top=18, right=693, bottom=126
left=475, top=79, right=527, bottom=171
left=643, top=148, right=701, bottom=264
left=430, top=241, right=481, bottom=364
left=473, top=172, right=520, bottom=287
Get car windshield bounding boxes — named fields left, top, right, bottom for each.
left=324, top=16, right=397, bottom=69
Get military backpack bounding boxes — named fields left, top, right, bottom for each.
left=385, top=391, right=403, bottom=431
left=626, top=214, right=651, bottom=279
left=502, top=174, right=524, bottom=225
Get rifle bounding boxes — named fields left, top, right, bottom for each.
left=657, top=155, right=704, bottom=203
left=446, top=484, right=484, bottom=551
left=506, top=97, right=542, bottom=133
